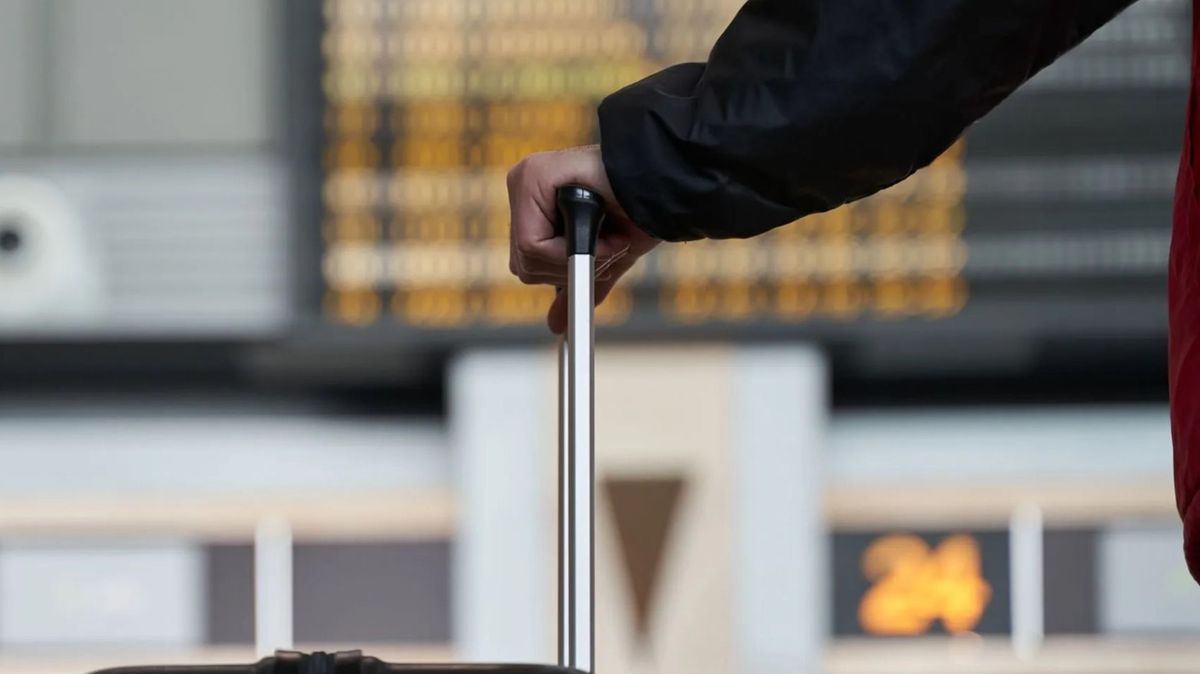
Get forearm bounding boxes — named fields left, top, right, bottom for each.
left=599, top=0, right=1137, bottom=242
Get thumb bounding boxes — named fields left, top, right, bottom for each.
left=548, top=289, right=567, bottom=335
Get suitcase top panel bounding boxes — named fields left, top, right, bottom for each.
left=91, top=664, right=585, bottom=674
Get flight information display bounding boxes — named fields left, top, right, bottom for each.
left=292, top=0, right=1186, bottom=350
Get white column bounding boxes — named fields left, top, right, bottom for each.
left=450, top=348, right=553, bottom=663
left=254, top=516, right=293, bottom=657
left=1010, top=503, right=1044, bottom=659
left=451, top=344, right=830, bottom=670
left=733, top=345, right=829, bottom=674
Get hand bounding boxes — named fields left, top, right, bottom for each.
left=507, top=145, right=659, bottom=334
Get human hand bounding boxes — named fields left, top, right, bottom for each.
left=507, top=145, right=659, bottom=334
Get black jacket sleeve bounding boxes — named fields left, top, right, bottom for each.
left=598, top=0, right=1137, bottom=242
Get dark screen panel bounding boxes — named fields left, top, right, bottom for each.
left=292, top=0, right=1186, bottom=365
left=1043, top=529, right=1099, bottom=635
left=294, top=541, right=451, bottom=643
left=206, top=542, right=452, bottom=645
left=207, top=544, right=255, bottom=645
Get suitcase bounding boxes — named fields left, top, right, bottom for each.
left=91, top=185, right=607, bottom=674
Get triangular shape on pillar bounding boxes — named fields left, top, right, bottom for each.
left=603, top=475, right=687, bottom=647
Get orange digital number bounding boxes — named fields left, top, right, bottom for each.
left=324, top=214, right=380, bottom=243
left=774, top=282, right=818, bottom=320
left=872, top=278, right=912, bottom=318
left=858, top=534, right=992, bottom=636
left=397, top=140, right=463, bottom=169
left=663, top=283, right=768, bottom=323
left=919, top=276, right=969, bottom=318
left=486, top=286, right=553, bottom=325
left=326, top=141, right=380, bottom=170
left=325, top=104, right=378, bottom=136
left=395, top=288, right=470, bottom=328
left=325, top=289, right=381, bottom=327
left=664, top=284, right=718, bottom=323
left=821, top=279, right=865, bottom=319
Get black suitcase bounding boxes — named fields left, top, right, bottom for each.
left=92, top=186, right=607, bottom=674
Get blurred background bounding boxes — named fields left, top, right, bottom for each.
left=0, top=0, right=1192, bottom=672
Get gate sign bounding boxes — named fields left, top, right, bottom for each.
left=832, top=530, right=1011, bottom=637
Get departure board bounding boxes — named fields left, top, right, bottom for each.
left=291, top=0, right=1186, bottom=353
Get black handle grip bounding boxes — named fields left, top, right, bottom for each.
left=555, top=185, right=606, bottom=256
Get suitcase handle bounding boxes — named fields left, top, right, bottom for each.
left=554, top=185, right=604, bottom=674
left=555, top=186, right=604, bottom=256
left=90, top=192, right=607, bottom=674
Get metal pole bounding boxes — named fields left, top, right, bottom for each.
left=559, top=255, right=595, bottom=673
left=555, top=185, right=603, bottom=673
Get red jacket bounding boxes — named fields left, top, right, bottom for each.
left=599, top=1, right=1200, bottom=574
left=1170, top=1, right=1200, bottom=582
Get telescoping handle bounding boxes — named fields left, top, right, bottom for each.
left=554, top=185, right=605, bottom=674
left=91, top=191, right=606, bottom=674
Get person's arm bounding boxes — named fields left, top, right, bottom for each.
left=508, top=0, right=1136, bottom=332
left=598, top=0, right=1137, bottom=242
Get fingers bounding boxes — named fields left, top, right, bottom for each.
left=512, top=224, right=628, bottom=288
left=510, top=231, right=629, bottom=287
left=594, top=254, right=637, bottom=306
left=509, top=146, right=626, bottom=289
left=507, top=157, right=567, bottom=285
left=509, top=145, right=651, bottom=334
left=594, top=230, right=632, bottom=262
left=547, top=289, right=567, bottom=335
left=511, top=238, right=567, bottom=285
left=595, top=244, right=630, bottom=279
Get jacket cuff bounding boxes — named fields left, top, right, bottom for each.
left=597, top=70, right=706, bottom=243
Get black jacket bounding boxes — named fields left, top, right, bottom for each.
left=598, top=0, right=1137, bottom=242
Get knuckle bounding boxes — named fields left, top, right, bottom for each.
left=506, top=161, right=526, bottom=187
left=516, top=238, right=539, bottom=257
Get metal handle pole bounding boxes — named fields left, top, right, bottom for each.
left=555, top=186, right=604, bottom=673
left=558, top=338, right=570, bottom=666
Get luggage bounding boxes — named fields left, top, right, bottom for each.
left=92, top=185, right=607, bottom=674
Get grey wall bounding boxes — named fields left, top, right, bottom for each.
left=0, top=0, right=276, bottom=152
left=0, top=0, right=289, bottom=336
left=0, top=1, right=36, bottom=149
left=54, top=0, right=274, bottom=148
